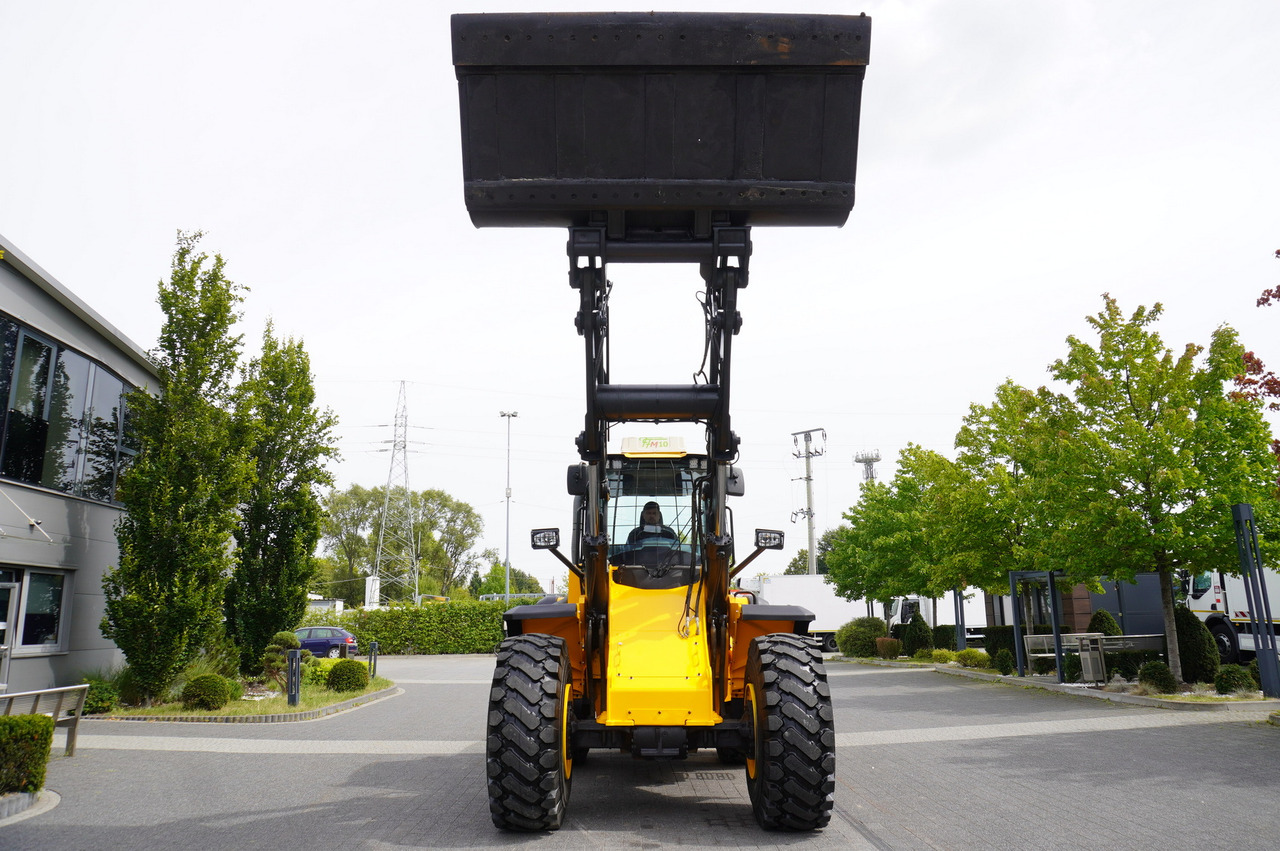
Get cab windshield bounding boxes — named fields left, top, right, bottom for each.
left=605, top=456, right=700, bottom=587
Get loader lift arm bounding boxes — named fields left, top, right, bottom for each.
left=569, top=214, right=751, bottom=714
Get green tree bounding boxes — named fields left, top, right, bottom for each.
left=102, top=232, right=252, bottom=703
left=225, top=324, right=338, bottom=673
left=783, top=528, right=843, bottom=575
left=473, top=562, right=545, bottom=597
left=827, top=448, right=944, bottom=611
left=418, top=489, right=490, bottom=595
left=1033, top=296, right=1278, bottom=681
left=319, top=484, right=380, bottom=604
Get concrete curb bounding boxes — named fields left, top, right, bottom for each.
left=0, top=789, right=59, bottom=825
left=835, top=657, right=1280, bottom=716
left=92, top=686, right=400, bottom=724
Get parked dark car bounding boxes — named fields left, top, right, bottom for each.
left=295, top=626, right=359, bottom=658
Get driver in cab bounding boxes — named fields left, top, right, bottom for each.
left=627, top=501, right=678, bottom=546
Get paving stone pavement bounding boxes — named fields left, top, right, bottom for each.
left=3, top=654, right=1277, bottom=850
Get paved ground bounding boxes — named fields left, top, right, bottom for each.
left=4, top=654, right=1277, bottom=850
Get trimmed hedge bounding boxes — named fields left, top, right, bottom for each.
left=182, top=674, right=231, bottom=711
left=299, top=601, right=513, bottom=655
left=327, top=659, right=370, bottom=692
left=903, top=613, right=934, bottom=657
left=1175, top=605, right=1219, bottom=685
left=932, top=625, right=956, bottom=652
left=837, top=617, right=887, bottom=657
left=1139, top=660, right=1179, bottom=694
left=1086, top=609, right=1122, bottom=636
left=0, top=715, right=54, bottom=794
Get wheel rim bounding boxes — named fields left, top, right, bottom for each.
left=743, top=682, right=759, bottom=781
left=561, top=690, right=574, bottom=781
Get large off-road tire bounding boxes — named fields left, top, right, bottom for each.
left=486, top=634, right=573, bottom=830
left=743, top=633, right=835, bottom=831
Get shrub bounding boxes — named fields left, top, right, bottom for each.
left=911, top=647, right=934, bottom=662
left=1086, top=609, right=1122, bottom=636
left=272, top=630, right=302, bottom=650
left=1215, top=664, right=1256, bottom=695
left=1248, top=658, right=1261, bottom=689
left=1061, top=653, right=1082, bottom=683
left=0, top=715, right=54, bottom=793
left=1138, top=660, right=1179, bottom=694
left=838, top=617, right=887, bottom=658
left=994, top=648, right=1014, bottom=675
left=1175, top=605, right=1219, bottom=684
left=902, top=613, right=934, bottom=657
left=327, top=659, right=369, bottom=692
left=982, top=625, right=1016, bottom=662
left=955, top=648, right=990, bottom=669
left=80, top=676, right=119, bottom=714
left=932, top=625, right=956, bottom=652
left=874, top=637, right=902, bottom=660
left=182, top=674, right=232, bottom=711
left=116, top=666, right=146, bottom=707
left=931, top=649, right=956, bottom=664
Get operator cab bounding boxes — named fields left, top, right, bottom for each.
left=607, top=437, right=699, bottom=589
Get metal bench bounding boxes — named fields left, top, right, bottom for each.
left=0, top=683, right=91, bottom=757
left=1023, top=633, right=1103, bottom=659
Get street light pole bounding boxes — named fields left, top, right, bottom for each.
left=500, top=411, right=518, bottom=601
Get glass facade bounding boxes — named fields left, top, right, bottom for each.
left=0, top=312, right=136, bottom=503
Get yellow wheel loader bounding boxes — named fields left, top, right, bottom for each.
left=450, top=11, right=871, bottom=832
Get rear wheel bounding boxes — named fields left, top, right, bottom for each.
left=744, top=633, right=835, bottom=831
left=326, top=646, right=341, bottom=658
left=486, top=634, right=573, bottom=830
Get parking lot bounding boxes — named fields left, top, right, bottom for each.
left=5, top=654, right=1277, bottom=850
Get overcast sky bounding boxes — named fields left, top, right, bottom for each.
left=3, top=1, right=1277, bottom=591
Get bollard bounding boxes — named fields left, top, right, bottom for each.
left=369, top=641, right=379, bottom=680
left=286, top=649, right=302, bottom=707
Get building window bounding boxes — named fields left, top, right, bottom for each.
left=0, top=312, right=136, bottom=503
left=0, top=567, right=69, bottom=654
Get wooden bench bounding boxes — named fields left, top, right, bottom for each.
left=0, top=683, right=90, bottom=757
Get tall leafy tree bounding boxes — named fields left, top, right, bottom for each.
left=319, top=484, right=379, bottom=603
left=419, top=488, right=491, bottom=595
left=471, top=562, right=545, bottom=596
left=225, top=323, right=337, bottom=673
left=782, top=528, right=844, bottom=575
left=827, top=447, right=946, bottom=615
left=102, top=232, right=252, bottom=702
left=1034, top=295, right=1278, bottom=681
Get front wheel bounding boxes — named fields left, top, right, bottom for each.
left=744, top=633, right=835, bottom=831
left=1210, top=621, right=1240, bottom=665
left=486, top=634, right=573, bottom=831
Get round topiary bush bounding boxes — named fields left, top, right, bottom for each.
left=182, top=673, right=232, bottom=711
left=1174, top=605, right=1219, bottom=684
left=1215, top=664, right=1256, bottom=695
left=994, top=648, right=1015, bottom=675
left=1086, top=608, right=1122, bottom=636
left=1138, top=660, right=1179, bottom=694
left=955, top=648, right=990, bottom=669
left=326, top=659, right=370, bottom=692
left=838, top=616, right=887, bottom=658
left=273, top=630, right=302, bottom=650
left=902, top=613, right=934, bottom=657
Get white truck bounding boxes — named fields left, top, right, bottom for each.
left=886, top=591, right=990, bottom=647
left=739, top=573, right=872, bottom=653
left=1186, top=568, right=1280, bottom=663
